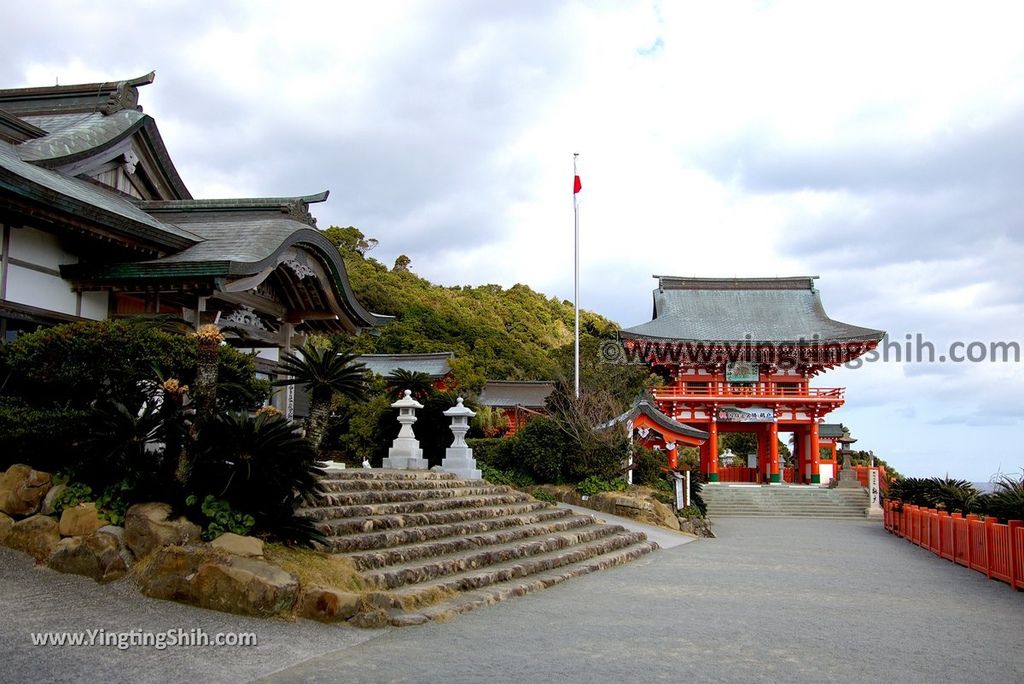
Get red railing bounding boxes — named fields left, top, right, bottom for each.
left=883, top=501, right=1024, bottom=590
left=652, top=384, right=845, bottom=401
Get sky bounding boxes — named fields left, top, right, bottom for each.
left=4, top=0, right=1023, bottom=481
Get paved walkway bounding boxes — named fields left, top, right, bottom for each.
left=2, top=518, right=1022, bottom=683
left=559, top=503, right=697, bottom=549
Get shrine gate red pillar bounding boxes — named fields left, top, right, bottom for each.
left=757, top=428, right=769, bottom=483
left=810, top=420, right=821, bottom=484
left=769, top=420, right=780, bottom=483
left=707, top=418, right=719, bottom=482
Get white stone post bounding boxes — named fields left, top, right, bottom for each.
left=866, top=468, right=883, bottom=518
left=382, top=390, right=429, bottom=470
left=441, top=397, right=481, bottom=480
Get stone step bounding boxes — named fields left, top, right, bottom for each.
left=344, top=512, right=596, bottom=567
left=374, top=530, right=653, bottom=611
left=320, top=470, right=460, bottom=481
left=313, top=485, right=518, bottom=508
left=320, top=506, right=572, bottom=551
left=297, top=492, right=533, bottom=521
left=709, top=512, right=867, bottom=518
left=319, top=477, right=477, bottom=493
left=362, top=522, right=630, bottom=590
left=314, top=501, right=556, bottom=536
left=383, top=540, right=658, bottom=626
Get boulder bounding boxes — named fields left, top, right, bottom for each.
left=124, top=503, right=201, bottom=559
left=4, top=514, right=60, bottom=562
left=0, top=512, right=13, bottom=544
left=41, top=484, right=67, bottom=516
left=650, top=500, right=681, bottom=531
left=59, top=502, right=105, bottom=537
left=46, top=531, right=130, bottom=582
left=136, top=545, right=210, bottom=603
left=296, top=585, right=362, bottom=622
left=191, top=557, right=299, bottom=617
left=210, top=532, right=264, bottom=558
left=0, top=464, right=53, bottom=517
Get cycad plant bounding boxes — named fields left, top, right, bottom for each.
left=983, top=475, right=1024, bottom=522
left=191, top=410, right=326, bottom=546
left=274, top=343, right=369, bottom=452
left=385, top=368, right=434, bottom=399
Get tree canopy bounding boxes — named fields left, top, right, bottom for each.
left=324, top=226, right=643, bottom=397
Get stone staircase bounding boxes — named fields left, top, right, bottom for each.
left=702, top=484, right=868, bottom=519
left=297, top=470, right=657, bottom=625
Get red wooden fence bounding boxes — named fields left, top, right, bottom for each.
left=883, top=500, right=1024, bottom=590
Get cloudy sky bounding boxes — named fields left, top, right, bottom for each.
left=6, top=0, right=1023, bottom=481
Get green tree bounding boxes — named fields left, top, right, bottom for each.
left=274, top=344, right=370, bottom=453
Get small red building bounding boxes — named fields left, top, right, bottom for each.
left=477, top=380, right=555, bottom=436
left=356, top=352, right=456, bottom=391
left=620, top=276, right=883, bottom=484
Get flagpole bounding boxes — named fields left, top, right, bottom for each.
left=573, top=153, right=580, bottom=399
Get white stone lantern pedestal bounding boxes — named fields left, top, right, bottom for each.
left=382, top=390, right=429, bottom=470
left=441, top=397, right=481, bottom=480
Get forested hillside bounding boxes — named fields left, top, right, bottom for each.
left=324, top=226, right=621, bottom=391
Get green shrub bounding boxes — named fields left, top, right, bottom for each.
left=632, top=445, right=668, bottom=486
left=94, top=480, right=134, bottom=526
left=575, top=476, right=628, bottom=497
left=2, top=319, right=266, bottom=412
left=567, top=434, right=628, bottom=484
left=0, top=397, right=90, bottom=470
left=52, top=481, right=94, bottom=515
left=187, top=495, right=256, bottom=541
left=531, top=489, right=557, bottom=504
left=509, top=418, right=575, bottom=483
left=466, top=437, right=514, bottom=469
left=479, top=462, right=535, bottom=488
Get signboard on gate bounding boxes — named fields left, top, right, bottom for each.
left=726, top=361, right=759, bottom=382
left=716, top=407, right=774, bottom=423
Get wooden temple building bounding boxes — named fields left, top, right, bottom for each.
left=620, top=276, right=883, bottom=484
left=0, top=73, right=386, bottom=416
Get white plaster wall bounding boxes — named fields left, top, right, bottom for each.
left=80, top=291, right=109, bottom=320
left=6, top=264, right=76, bottom=315
left=820, top=463, right=835, bottom=484
left=9, top=226, right=77, bottom=265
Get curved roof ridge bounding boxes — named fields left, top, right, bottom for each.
left=655, top=275, right=819, bottom=291
left=137, top=191, right=330, bottom=212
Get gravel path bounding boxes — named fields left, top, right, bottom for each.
left=3, top=518, right=1022, bottom=683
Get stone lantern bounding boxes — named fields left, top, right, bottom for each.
left=382, top=390, right=429, bottom=470
left=835, top=427, right=861, bottom=489
left=441, top=397, right=481, bottom=480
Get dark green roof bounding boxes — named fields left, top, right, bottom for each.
left=602, top=399, right=709, bottom=441
left=819, top=423, right=845, bottom=438
left=61, top=208, right=390, bottom=328
left=621, top=276, right=884, bottom=345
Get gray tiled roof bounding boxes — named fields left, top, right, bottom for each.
left=819, top=423, right=845, bottom=438
left=17, top=110, right=143, bottom=162
left=478, top=381, right=555, bottom=408
left=0, top=140, right=199, bottom=246
left=356, top=353, right=454, bottom=379
left=621, top=276, right=884, bottom=344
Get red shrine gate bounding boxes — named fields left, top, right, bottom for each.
left=620, top=276, right=883, bottom=484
